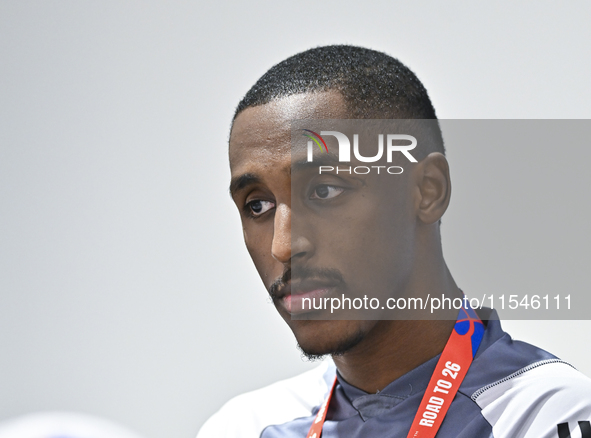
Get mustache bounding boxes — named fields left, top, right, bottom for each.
left=268, top=266, right=346, bottom=299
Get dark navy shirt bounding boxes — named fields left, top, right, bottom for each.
left=199, top=310, right=591, bottom=438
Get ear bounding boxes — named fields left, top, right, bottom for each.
left=415, top=152, right=451, bottom=224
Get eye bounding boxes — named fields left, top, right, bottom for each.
left=245, top=199, right=275, bottom=217
left=310, top=184, right=345, bottom=200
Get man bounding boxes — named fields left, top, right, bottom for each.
left=198, top=45, right=591, bottom=437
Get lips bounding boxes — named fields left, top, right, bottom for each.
left=276, top=279, right=338, bottom=315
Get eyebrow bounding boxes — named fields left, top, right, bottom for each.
left=291, top=153, right=340, bottom=173
left=229, top=154, right=341, bottom=197
left=229, top=173, right=262, bottom=197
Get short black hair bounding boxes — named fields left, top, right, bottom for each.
left=233, top=45, right=444, bottom=154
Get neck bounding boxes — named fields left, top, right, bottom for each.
left=332, top=265, right=462, bottom=393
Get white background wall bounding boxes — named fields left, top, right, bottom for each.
left=1, top=1, right=590, bottom=438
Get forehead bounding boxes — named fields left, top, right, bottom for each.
left=229, top=91, right=349, bottom=172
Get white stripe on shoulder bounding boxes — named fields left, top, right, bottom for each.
left=473, top=360, right=591, bottom=438
left=197, top=360, right=335, bottom=438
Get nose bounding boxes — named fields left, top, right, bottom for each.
left=271, top=203, right=313, bottom=264
left=271, top=203, right=291, bottom=263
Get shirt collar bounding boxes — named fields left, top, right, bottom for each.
left=333, top=309, right=505, bottom=421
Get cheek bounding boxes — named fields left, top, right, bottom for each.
left=243, top=224, right=275, bottom=283
left=368, top=195, right=416, bottom=274
left=313, top=189, right=416, bottom=288
left=322, top=192, right=414, bottom=252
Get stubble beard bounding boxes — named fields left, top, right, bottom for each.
left=296, top=327, right=367, bottom=362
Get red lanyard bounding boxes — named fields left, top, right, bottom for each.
left=306, top=305, right=484, bottom=438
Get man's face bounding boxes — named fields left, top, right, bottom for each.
left=229, top=91, right=419, bottom=357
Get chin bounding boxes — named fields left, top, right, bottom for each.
left=286, top=318, right=370, bottom=359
